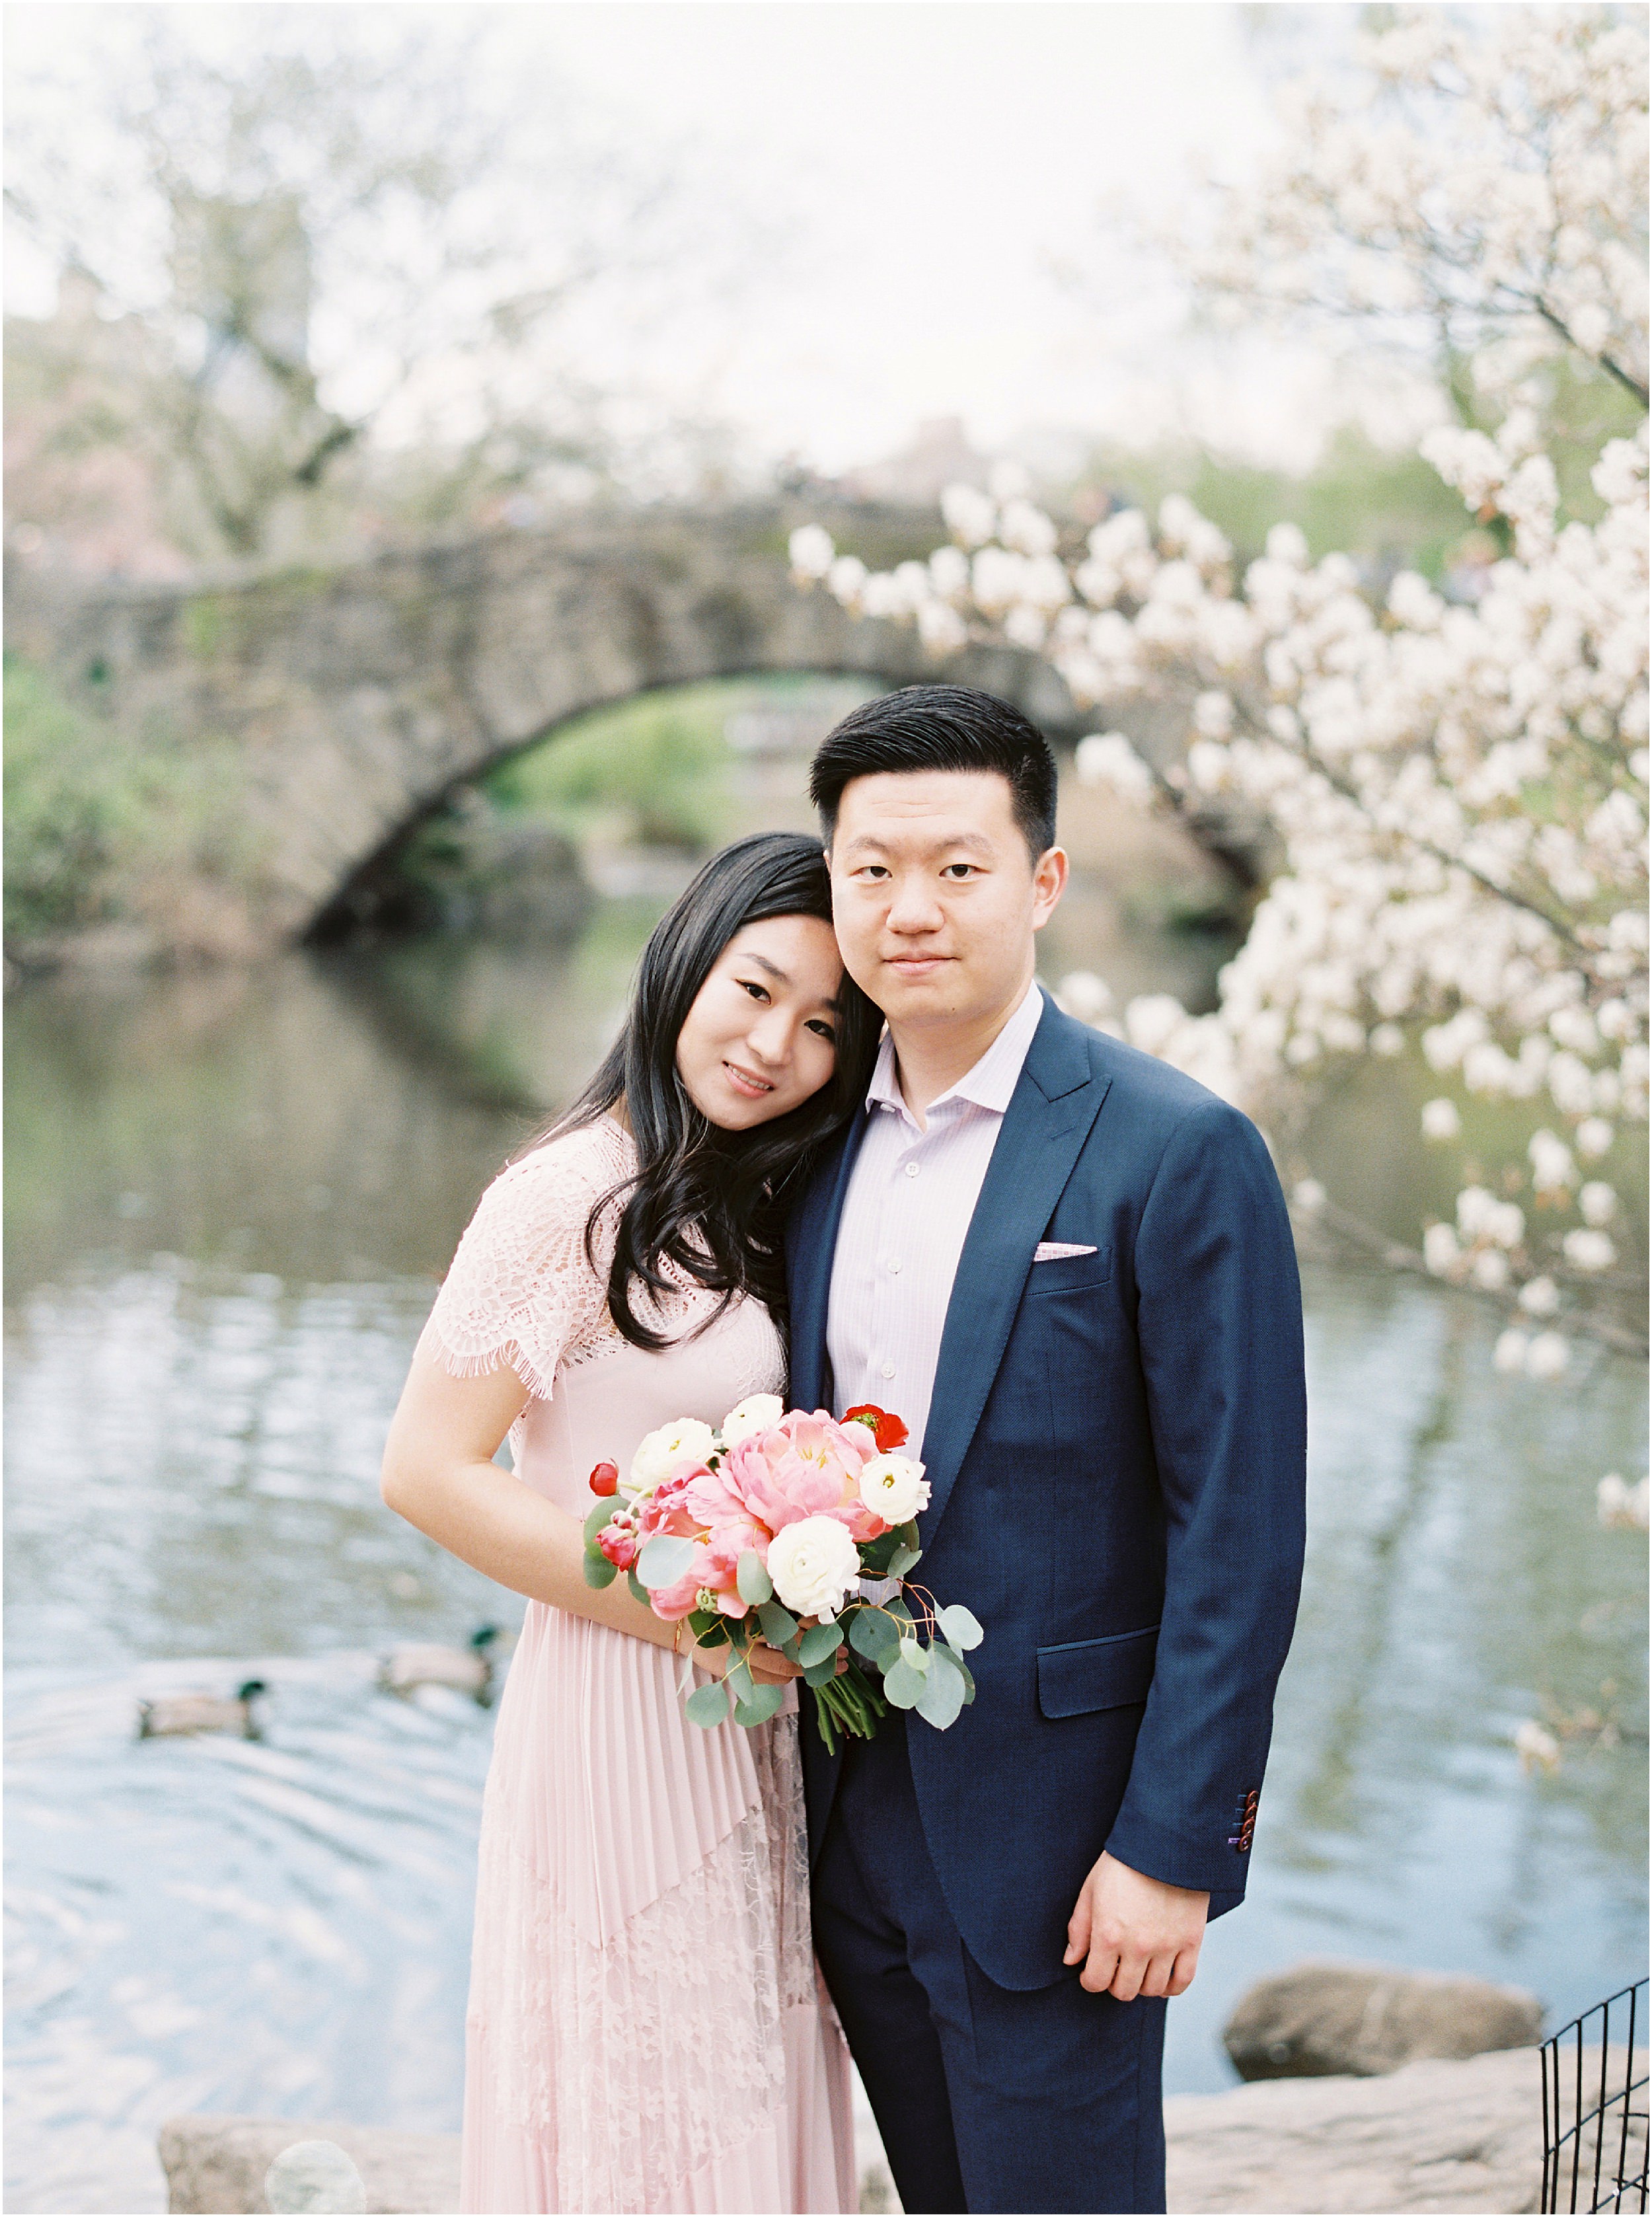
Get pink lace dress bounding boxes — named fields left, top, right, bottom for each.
left=420, top=1119, right=854, bottom=2215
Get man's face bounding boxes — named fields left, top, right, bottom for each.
left=827, top=770, right=1067, bottom=1032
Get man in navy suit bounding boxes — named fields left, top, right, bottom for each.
left=787, top=686, right=1307, bottom=2214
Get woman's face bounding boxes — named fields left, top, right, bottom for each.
left=676, top=915, right=845, bottom=1130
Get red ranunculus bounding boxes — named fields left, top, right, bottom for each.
left=597, top=1522, right=639, bottom=1571
left=588, top=1461, right=619, bottom=1496
left=844, top=1404, right=909, bottom=1453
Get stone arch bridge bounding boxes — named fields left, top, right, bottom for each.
left=11, top=500, right=1242, bottom=948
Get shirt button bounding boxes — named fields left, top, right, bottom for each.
left=888, top=1258, right=901, bottom=1274
left=880, top=1362, right=895, bottom=1380
left=905, top=1162, right=920, bottom=1178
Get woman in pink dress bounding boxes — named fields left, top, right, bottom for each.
left=381, top=833, right=880, bottom=2215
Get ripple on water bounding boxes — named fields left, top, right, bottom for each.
left=5, top=1656, right=494, bottom=2216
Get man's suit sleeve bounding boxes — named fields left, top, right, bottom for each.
left=1102, top=1096, right=1308, bottom=1898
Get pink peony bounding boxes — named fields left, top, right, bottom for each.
left=648, top=1533, right=748, bottom=1621
left=635, top=1464, right=713, bottom=1543
left=719, top=1408, right=884, bottom=1544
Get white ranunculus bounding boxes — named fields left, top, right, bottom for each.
left=859, top=1454, right=931, bottom=1525
left=629, top=1417, right=717, bottom=1495
left=719, top=1394, right=784, bottom=1450
left=766, top=1516, right=862, bottom=1620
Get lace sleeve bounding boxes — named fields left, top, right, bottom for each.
left=418, top=1123, right=630, bottom=1399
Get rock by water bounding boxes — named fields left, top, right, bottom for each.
left=1224, top=1959, right=1543, bottom=2081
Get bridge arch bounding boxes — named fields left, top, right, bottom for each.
left=11, top=502, right=1085, bottom=945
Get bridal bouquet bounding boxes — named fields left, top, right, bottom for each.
left=581, top=1398, right=982, bottom=1752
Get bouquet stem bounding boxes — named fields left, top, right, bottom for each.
left=809, top=1660, right=887, bottom=1757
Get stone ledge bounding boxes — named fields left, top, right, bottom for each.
left=162, top=2049, right=1544, bottom=2215
left=158, top=2116, right=460, bottom=2215
left=1166, top=2045, right=1541, bottom=2214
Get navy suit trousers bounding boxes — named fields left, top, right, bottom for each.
left=811, top=1713, right=1167, bottom=2215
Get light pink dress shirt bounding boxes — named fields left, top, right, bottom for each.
left=827, top=981, right=1045, bottom=1460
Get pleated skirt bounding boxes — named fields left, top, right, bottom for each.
left=460, top=1600, right=854, bottom=2214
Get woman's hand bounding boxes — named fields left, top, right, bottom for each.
left=691, top=1635, right=802, bottom=1682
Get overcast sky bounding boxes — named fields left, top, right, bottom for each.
left=7, top=2, right=1402, bottom=474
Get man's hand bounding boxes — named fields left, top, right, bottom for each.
left=697, top=1637, right=802, bottom=1684
left=1064, top=1851, right=1209, bottom=2000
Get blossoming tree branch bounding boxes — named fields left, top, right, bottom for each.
left=790, top=7, right=1647, bottom=1389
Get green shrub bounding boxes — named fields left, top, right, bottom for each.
left=3, top=656, right=251, bottom=942
left=486, top=686, right=732, bottom=850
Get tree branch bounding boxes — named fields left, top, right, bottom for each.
left=1296, top=1195, right=1649, bottom=1359
left=1533, top=299, right=1649, bottom=411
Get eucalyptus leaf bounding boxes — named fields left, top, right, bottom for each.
left=887, top=1544, right=922, bottom=1579
left=938, top=1603, right=984, bottom=1651
left=724, top=1658, right=755, bottom=1708
left=583, top=1499, right=616, bottom=1547
left=736, top=1550, right=773, bottom=1606
left=582, top=1549, right=618, bottom=1590
left=733, top=1680, right=786, bottom=1727
left=849, top=1610, right=900, bottom=1663
left=929, top=1644, right=975, bottom=1702
left=802, top=1653, right=843, bottom=1688
left=858, top=1528, right=899, bottom=1575
left=881, top=1659, right=926, bottom=1710
left=627, top=1571, right=650, bottom=1608
left=757, top=1600, right=800, bottom=1649
left=685, top=1680, right=731, bottom=1729
left=798, top=1620, right=845, bottom=1668
left=637, top=1534, right=698, bottom=1590
left=897, top=1634, right=932, bottom=1673
left=915, top=1656, right=967, bottom=1729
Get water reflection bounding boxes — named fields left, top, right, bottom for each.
left=5, top=895, right=1645, bottom=2211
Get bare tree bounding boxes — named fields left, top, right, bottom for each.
left=6, top=14, right=767, bottom=562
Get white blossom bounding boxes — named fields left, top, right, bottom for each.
left=1578, top=1180, right=1618, bottom=1225
left=1528, top=1129, right=1579, bottom=1195
left=1075, top=732, right=1156, bottom=804
left=788, top=525, right=834, bottom=582
left=1515, top=1719, right=1561, bottom=1774
left=940, top=483, right=997, bottom=547
left=1597, top=1472, right=1649, bottom=1531
left=789, top=7, right=1648, bottom=1375
left=1562, top=1228, right=1617, bottom=1272
left=1057, top=971, right=1115, bottom=1022
left=1425, top=1222, right=1462, bottom=1275
left=1524, top=1331, right=1571, bottom=1380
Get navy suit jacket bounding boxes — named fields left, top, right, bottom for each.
left=786, top=990, right=1307, bottom=1991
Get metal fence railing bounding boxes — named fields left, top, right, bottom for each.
left=1542, top=1980, right=1649, bottom=2214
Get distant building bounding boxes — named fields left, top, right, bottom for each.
left=835, top=416, right=992, bottom=506
left=4, top=270, right=190, bottom=580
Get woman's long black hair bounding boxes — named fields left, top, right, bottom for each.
left=523, top=831, right=881, bottom=1350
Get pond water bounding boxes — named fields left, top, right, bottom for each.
left=6, top=871, right=1647, bottom=2212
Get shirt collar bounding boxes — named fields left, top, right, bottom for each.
left=866, top=980, right=1045, bottom=1122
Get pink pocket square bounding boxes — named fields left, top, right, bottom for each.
left=1032, top=1242, right=1098, bottom=1261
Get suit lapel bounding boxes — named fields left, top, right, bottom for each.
left=788, top=1105, right=870, bottom=1413
left=917, top=1000, right=1109, bottom=1549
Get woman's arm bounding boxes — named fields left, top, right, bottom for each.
left=381, top=1345, right=798, bottom=1682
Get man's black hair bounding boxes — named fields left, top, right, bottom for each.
left=808, top=684, right=1058, bottom=858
